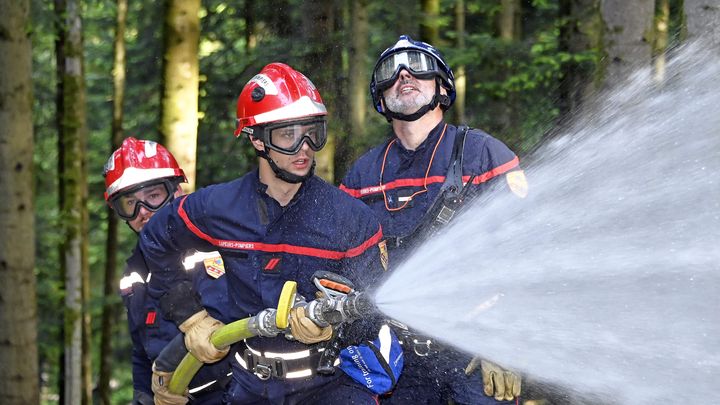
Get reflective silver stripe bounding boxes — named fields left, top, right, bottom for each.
left=182, top=250, right=222, bottom=270
left=285, top=369, right=313, bottom=379
left=244, top=341, right=315, bottom=360
left=189, top=380, right=216, bottom=394
left=119, top=272, right=145, bottom=290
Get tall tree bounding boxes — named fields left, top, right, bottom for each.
left=97, top=0, right=128, bottom=403
left=0, top=0, right=40, bottom=403
left=453, top=0, right=467, bottom=124
left=558, top=0, right=603, bottom=118
left=600, top=0, right=655, bottom=86
left=498, top=0, right=522, bottom=41
left=653, top=0, right=670, bottom=81
left=300, top=0, right=340, bottom=182
left=55, top=0, right=88, bottom=402
left=421, top=0, right=440, bottom=44
left=496, top=0, right=522, bottom=150
left=245, top=0, right=256, bottom=53
left=339, top=0, right=369, bottom=177
left=161, top=0, right=200, bottom=192
left=683, top=0, right=720, bottom=47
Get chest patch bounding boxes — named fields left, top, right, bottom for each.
left=263, top=257, right=281, bottom=272
left=145, top=310, right=158, bottom=328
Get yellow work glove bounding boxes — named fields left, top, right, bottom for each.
left=178, top=309, right=229, bottom=363
left=289, top=306, right=333, bottom=344
left=151, top=363, right=188, bottom=405
left=465, top=357, right=521, bottom=401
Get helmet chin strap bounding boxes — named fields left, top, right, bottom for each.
left=381, top=79, right=452, bottom=122
left=256, top=148, right=315, bottom=184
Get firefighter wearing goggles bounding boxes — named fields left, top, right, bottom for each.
left=103, top=137, right=186, bottom=230
left=138, top=63, right=390, bottom=404
left=341, top=35, right=527, bottom=404
left=235, top=62, right=328, bottom=185
left=105, top=138, right=233, bottom=405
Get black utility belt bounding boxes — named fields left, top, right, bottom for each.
left=234, top=341, right=326, bottom=380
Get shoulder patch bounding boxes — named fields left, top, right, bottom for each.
left=203, top=255, right=226, bottom=279
left=506, top=170, right=528, bottom=198
left=379, top=240, right=389, bottom=272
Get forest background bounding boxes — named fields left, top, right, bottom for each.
left=1, top=0, right=717, bottom=404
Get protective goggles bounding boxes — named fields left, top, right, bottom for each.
left=374, top=50, right=439, bottom=91
left=260, top=118, right=327, bottom=155
left=110, top=179, right=176, bottom=220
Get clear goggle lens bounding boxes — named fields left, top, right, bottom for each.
left=374, top=50, right=438, bottom=89
left=111, top=180, right=175, bottom=220
left=266, top=118, right=327, bottom=155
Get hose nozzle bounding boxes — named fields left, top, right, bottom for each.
left=305, top=291, right=374, bottom=326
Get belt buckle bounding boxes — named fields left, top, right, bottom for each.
left=254, top=363, right=272, bottom=380
left=243, top=348, right=289, bottom=380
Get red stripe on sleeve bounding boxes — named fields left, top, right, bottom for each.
left=346, top=225, right=383, bottom=258
left=464, top=156, right=520, bottom=185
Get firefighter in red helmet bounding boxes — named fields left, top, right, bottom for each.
left=138, top=63, right=392, bottom=403
left=105, top=138, right=232, bottom=405
left=104, top=137, right=186, bottom=233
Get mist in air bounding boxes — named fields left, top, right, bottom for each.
left=375, top=39, right=720, bottom=404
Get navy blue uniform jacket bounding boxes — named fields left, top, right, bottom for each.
left=340, top=121, right=520, bottom=259
left=138, top=170, right=385, bottom=394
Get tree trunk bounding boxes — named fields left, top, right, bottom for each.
left=0, top=1, right=40, bottom=404
left=498, top=0, right=521, bottom=41
left=683, top=0, right=720, bottom=47
left=421, top=0, right=440, bottom=44
left=496, top=0, right=522, bottom=152
left=600, top=0, right=655, bottom=87
left=161, top=0, right=200, bottom=191
left=558, top=0, right=603, bottom=119
left=56, top=0, right=88, bottom=403
left=453, top=0, right=467, bottom=124
left=653, top=0, right=670, bottom=82
left=338, top=0, right=368, bottom=177
left=98, top=0, right=127, bottom=403
left=300, top=0, right=339, bottom=182
left=245, top=0, right=256, bottom=53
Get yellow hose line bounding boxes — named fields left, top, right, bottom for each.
left=168, top=281, right=298, bottom=395
left=168, top=317, right=256, bottom=394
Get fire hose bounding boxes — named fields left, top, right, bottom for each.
left=154, top=271, right=375, bottom=395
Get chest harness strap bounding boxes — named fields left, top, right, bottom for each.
left=386, top=125, right=471, bottom=249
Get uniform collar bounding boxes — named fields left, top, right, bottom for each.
left=251, top=168, right=313, bottom=209
left=393, top=120, right=446, bottom=155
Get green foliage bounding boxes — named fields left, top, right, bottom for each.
left=29, top=0, right=608, bottom=401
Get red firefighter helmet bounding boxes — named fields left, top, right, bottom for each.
left=103, top=137, right=186, bottom=202
left=234, top=62, right=327, bottom=137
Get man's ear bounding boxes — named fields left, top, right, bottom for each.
left=249, top=135, right=265, bottom=152
left=174, top=185, right=184, bottom=198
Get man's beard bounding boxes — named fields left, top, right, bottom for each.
left=384, top=84, right=433, bottom=115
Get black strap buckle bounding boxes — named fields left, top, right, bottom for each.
left=242, top=349, right=287, bottom=380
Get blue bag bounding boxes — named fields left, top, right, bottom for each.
left=339, top=324, right=404, bottom=394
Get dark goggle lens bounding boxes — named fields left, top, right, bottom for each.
left=374, top=50, right=437, bottom=87
left=268, top=120, right=327, bottom=154
left=111, top=181, right=173, bottom=220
